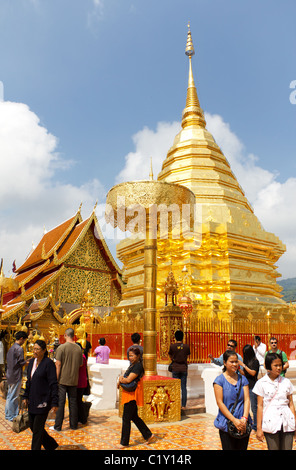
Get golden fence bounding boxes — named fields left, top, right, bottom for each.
left=184, top=314, right=296, bottom=363
left=39, top=307, right=296, bottom=363
left=85, top=311, right=296, bottom=363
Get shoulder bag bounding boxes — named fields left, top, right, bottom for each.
left=12, top=401, right=30, bottom=433
left=120, top=364, right=143, bottom=392
left=227, top=375, right=252, bottom=439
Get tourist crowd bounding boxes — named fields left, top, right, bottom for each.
left=2, top=327, right=296, bottom=451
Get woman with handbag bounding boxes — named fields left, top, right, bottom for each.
left=117, top=346, right=154, bottom=448
left=213, top=350, right=252, bottom=450
left=23, top=340, right=59, bottom=450
left=253, top=352, right=296, bottom=450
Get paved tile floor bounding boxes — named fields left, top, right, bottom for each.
left=0, top=396, right=277, bottom=452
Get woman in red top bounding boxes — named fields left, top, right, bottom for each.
left=77, top=343, right=91, bottom=424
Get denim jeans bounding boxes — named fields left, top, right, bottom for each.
left=172, top=371, right=188, bottom=407
left=5, top=380, right=22, bottom=421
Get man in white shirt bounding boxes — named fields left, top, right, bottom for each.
left=253, top=336, right=266, bottom=366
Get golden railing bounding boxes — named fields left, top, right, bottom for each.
left=184, top=313, right=296, bottom=363
left=53, top=309, right=296, bottom=363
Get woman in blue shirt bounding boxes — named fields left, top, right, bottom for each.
left=213, top=350, right=251, bottom=450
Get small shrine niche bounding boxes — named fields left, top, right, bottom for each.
left=164, top=270, right=178, bottom=307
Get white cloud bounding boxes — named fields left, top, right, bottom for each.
left=115, top=121, right=180, bottom=184
left=0, top=101, right=59, bottom=203
left=115, top=113, right=296, bottom=279
left=0, top=100, right=102, bottom=276
left=253, top=179, right=296, bottom=278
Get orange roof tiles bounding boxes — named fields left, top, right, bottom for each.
left=17, top=214, right=81, bottom=273
left=2, top=209, right=122, bottom=320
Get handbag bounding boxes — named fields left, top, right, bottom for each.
left=120, top=380, right=138, bottom=392
left=227, top=375, right=252, bottom=439
left=119, top=364, right=142, bottom=392
left=12, top=402, right=30, bottom=433
left=168, top=362, right=173, bottom=372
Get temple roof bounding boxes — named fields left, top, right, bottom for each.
left=17, top=210, right=83, bottom=273
left=1, top=205, right=122, bottom=320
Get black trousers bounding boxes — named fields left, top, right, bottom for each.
left=121, top=400, right=152, bottom=446
left=55, top=384, right=78, bottom=431
left=29, top=412, right=58, bottom=450
left=219, top=429, right=250, bottom=450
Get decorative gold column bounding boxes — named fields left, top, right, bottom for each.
left=106, top=180, right=195, bottom=422
left=143, top=213, right=158, bottom=375
left=106, top=180, right=195, bottom=375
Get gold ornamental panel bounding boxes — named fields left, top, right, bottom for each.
left=118, top=377, right=181, bottom=424
left=142, top=377, right=181, bottom=423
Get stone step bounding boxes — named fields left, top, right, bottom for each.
left=181, top=398, right=206, bottom=416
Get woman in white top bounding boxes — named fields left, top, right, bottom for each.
left=253, top=352, right=296, bottom=450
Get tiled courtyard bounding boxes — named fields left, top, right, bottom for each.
left=0, top=396, right=274, bottom=452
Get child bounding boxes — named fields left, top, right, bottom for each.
left=253, top=352, right=296, bottom=450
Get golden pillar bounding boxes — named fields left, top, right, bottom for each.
left=106, top=180, right=195, bottom=375
left=143, top=213, right=158, bottom=375
left=106, top=180, right=195, bottom=422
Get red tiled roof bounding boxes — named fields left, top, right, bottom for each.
left=17, top=214, right=81, bottom=273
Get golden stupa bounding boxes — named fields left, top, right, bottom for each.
left=115, top=25, right=288, bottom=321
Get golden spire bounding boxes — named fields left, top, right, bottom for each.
left=149, top=157, right=154, bottom=180
left=182, top=23, right=206, bottom=129
left=185, top=22, right=195, bottom=57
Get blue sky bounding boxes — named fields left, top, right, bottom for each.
left=0, top=0, right=295, bottom=279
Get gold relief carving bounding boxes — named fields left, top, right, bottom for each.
left=143, top=379, right=181, bottom=423
left=59, top=268, right=112, bottom=306
left=150, top=387, right=171, bottom=421
left=67, top=230, right=109, bottom=271
left=35, top=281, right=58, bottom=303
left=159, top=317, right=169, bottom=360
left=159, top=307, right=183, bottom=363
left=119, top=378, right=180, bottom=424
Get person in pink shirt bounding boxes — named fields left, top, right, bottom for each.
left=94, top=338, right=110, bottom=364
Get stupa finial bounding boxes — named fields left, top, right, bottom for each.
left=182, top=22, right=206, bottom=129
left=185, top=22, right=195, bottom=57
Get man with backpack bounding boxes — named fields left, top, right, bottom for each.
left=266, top=337, right=289, bottom=376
